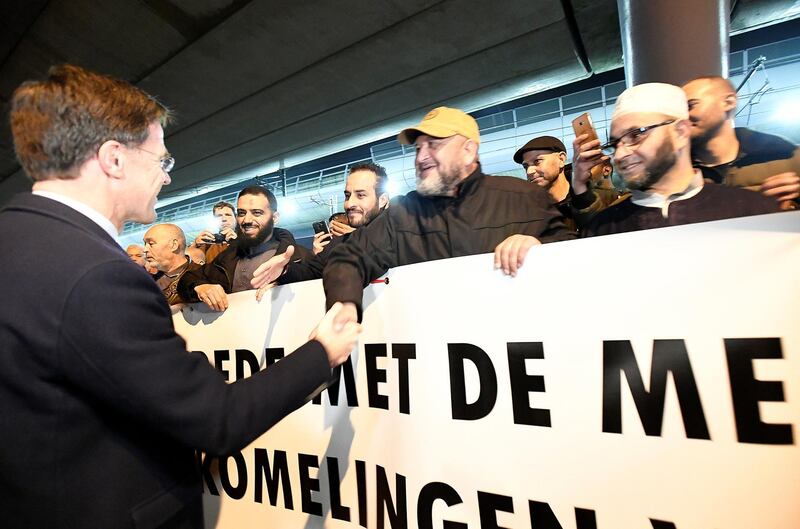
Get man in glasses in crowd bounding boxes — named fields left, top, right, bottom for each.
left=571, top=83, right=778, bottom=237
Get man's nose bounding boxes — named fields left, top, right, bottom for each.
left=613, top=142, right=635, bottom=162
left=415, top=145, right=431, bottom=164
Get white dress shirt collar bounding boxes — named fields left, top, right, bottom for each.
left=32, top=190, right=121, bottom=247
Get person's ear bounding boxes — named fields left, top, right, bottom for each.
left=97, top=140, right=126, bottom=180
left=558, top=151, right=567, bottom=167
left=463, top=139, right=479, bottom=165
left=378, top=193, right=389, bottom=210
left=722, top=92, right=737, bottom=116
left=674, top=119, right=693, bottom=149
left=273, top=211, right=280, bottom=225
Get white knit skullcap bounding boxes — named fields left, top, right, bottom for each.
left=611, top=82, right=689, bottom=122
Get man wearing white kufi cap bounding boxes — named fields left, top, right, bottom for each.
left=581, top=83, right=778, bottom=237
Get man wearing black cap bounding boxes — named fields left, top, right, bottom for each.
left=514, top=135, right=621, bottom=232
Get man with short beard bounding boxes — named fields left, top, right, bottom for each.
left=682, top=76, right=799, bottom=210
left=178, top=185, right=310, bottom=311
left=302, top=106, right=572, bottom=325
left=250, top=162, right=390, bottom=295
left=574, top=83, right=779, bottom=237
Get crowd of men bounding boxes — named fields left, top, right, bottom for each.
left=1, top=63, right=797, bottom=528
left=124, top=77, right=797, bottom=316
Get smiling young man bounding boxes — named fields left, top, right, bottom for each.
left=177, top=185, right=312, bottom=311
left=249, top=162, right=390, bottom=294
left=574, top=83, right=779, bottom=237
left=0, top=64, right=360, bottom=529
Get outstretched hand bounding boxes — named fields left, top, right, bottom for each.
left=310, top=302, right=362, bottom=368
left=251, top=246, right=294, bottom=289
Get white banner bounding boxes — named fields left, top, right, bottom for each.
left=173, top=212, right=800, bottom=529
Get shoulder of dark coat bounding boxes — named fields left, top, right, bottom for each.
left=272, top=226, right=298, bottom=244
left=735, top=127, right=798, bottom=161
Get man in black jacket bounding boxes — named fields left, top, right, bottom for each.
left=249, top=161, right=390, bottom=297
left=682, top=76, right=799, bottom=209
left=0, top=64, right=360, bottom=529
left=309, top=106, right=573, bottom=325
left=177, top=185, right=311, bottom=311
left=578, top=82, right=779, bottom=237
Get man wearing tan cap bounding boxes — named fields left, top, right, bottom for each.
left=574, top=83, right=778, bottom=237
left=316, top=105, right=572, bottom=324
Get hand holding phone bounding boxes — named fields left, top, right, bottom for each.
left=312, top=220, right=330, bottom=235
left=571, top=113, right=611, bottom=184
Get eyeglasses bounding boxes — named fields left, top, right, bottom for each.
left=135, top=146, right=175, bottom=173
left=600, top=119, right=675, bottom=156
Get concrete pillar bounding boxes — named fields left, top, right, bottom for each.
left=617, top=0, right=730, bottom=87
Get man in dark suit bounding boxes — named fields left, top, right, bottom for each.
left=0, top=64, right=360, bottom=528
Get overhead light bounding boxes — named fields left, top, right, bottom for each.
left=773, top=100, right=800, bottom=122
left=386, top=180, right=403, bottom=196
left=280, top=198, right=298, bottom=216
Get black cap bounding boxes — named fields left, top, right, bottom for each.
left=513, top=136, right=567, bottom=164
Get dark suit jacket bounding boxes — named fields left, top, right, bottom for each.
left=0, top=194, right=331, bottom=529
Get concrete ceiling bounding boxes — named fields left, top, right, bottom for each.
left=1, top=0, right=798, bottom=205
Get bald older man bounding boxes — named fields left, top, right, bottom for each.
left=683, top=76, right=800, bottom=209
left=143, top=223, right=199, bottom=304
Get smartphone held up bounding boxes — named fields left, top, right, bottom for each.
left=571, top=112, right=613, bottom=184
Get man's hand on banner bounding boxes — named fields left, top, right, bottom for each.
left=309, top=302, right=362, bottom=367
left=195, top=283, right=229, bottom=312
left=494, top=234, right=541, bottom=277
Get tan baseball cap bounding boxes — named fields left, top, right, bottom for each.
left=398, top=106, right=481, bottom=145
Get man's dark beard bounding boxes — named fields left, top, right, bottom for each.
left=236, top=218, right=274, bottom=251
left=622, top=137, right=677, bottom=192
left=350, top=204, right=381, bottom=228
